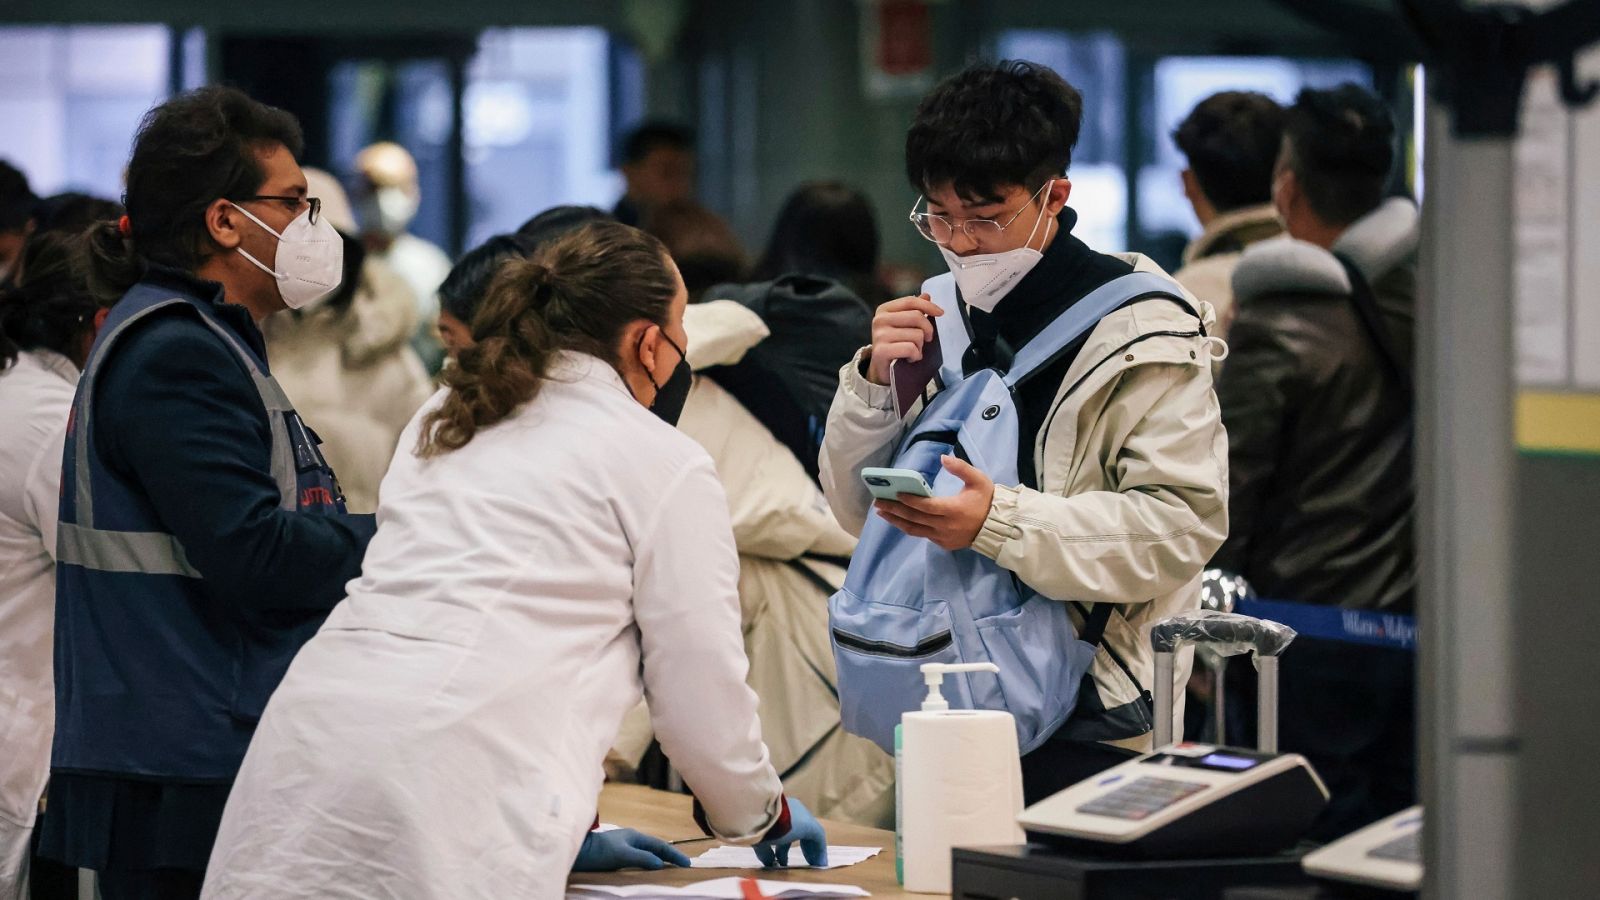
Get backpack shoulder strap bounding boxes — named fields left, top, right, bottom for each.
left=1003, top=271, right=1192, bottom=388
left=924, top=274, right=968, bottom=387
left=1333, top=253, right=1413, bottom=398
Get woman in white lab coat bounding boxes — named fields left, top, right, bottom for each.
left=0, top=232, right=104, bottom=900
left=201, top=221, right=827, bottom=900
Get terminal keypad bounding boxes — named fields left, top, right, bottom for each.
left=1076, top=776, right=1208, bottom=821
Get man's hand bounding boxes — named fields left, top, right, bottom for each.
left=873, top=456, right=995, bottom=551
left=866, top=293, right=945, bottom=386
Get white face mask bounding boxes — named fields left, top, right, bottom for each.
left=360, top=186, right=419, bottom=237
left=230, top=203, right=344, bottom=310
left=937, top=182, right=1056, bottom=313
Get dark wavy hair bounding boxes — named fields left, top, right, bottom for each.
left=1282, top=84, right=1396, bottom=227
left=905, top=60, right=1084, bottom=201
left=438, top=233, right=532, bottom=326
left=417, top=221, right=678, bottom=457
left=1173, top=91, right=1286, bottom=213
left=0, top=230, right=100, bottom=370
left=85, top=86, right=303, bottom=303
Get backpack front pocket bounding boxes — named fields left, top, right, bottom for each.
left=829, top=591, right=962, bottom=753
left=973, top=595, right=1099, bottom=753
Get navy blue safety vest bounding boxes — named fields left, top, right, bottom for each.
left=52, top=280, right=347, bottom=780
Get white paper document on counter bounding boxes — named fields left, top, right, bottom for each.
left=689, top=845, right=882, bottom=869
left=567, top=877, right=870, bottom=898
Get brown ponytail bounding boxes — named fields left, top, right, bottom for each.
left=417, top=220, right=679, bottom=457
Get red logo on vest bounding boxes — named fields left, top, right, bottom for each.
left=300, top=486, right=336, bottom=507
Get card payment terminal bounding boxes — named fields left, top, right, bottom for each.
left=1302, top=805, right=1423, bottom=892
left=1018, top=741, right=1328, bottom=858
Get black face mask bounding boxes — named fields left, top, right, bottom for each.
left=641, top=330, right=692, bottom=427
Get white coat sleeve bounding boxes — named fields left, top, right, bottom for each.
left=24, top=422, right=66, bottom=562
left=632, top=455, right=785, bottom=843
left=817, top=348, right=903, bottom=537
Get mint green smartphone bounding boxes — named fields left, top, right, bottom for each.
left=860, top=467, right=934, bottom=501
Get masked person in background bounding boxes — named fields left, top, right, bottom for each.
left=202, top=221, right=827, bottom=900
left=262, top=168, right=432, bottom=513
left=38, top=87, right=376, bottom=900
left=353, top=141, right=451, bottom=373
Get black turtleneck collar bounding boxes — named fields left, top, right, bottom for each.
left=960, top=206, right=1131, bottom=376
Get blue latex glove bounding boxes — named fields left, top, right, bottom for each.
left=572, top=828, right=692, bottom=872
left=752, top=799, right=829, bottom=868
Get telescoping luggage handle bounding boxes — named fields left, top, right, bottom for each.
left=1149, top=611, right=1298, bottom=753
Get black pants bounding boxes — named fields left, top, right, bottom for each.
left=1020, top=737, right=1140, bottom=806
left=27, top=823, right=77, bottom=900
left=1226, top=637, right=1416, bottom=842
left=97, top=868, right=204, bottom=900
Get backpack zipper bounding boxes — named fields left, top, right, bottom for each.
left=832, top=628, right=954, bottom=659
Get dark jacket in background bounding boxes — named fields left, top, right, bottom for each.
left=1211, top=198, right=1419, bottom=614
left=702, top=274, right=871, bottom=480
left=1214, top=199, right=1421, bottom=841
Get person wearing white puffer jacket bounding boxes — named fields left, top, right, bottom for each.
left=611, top=298, right=896, bottom=828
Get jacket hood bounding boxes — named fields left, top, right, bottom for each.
left=683, top=299, right=770, bottom=372
left=1232, top=198, right=1420, bottom=305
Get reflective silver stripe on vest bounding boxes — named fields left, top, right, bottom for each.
left=67, top=295, right=301, bottom=575
left=56, top=522, right=202, bottom=578
left=189, top=314, right=300, bottom=509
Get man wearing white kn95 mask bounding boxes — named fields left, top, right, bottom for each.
left=38, top=86, right=375, bottom=900
left=819, top=60, right=1229, bottom=807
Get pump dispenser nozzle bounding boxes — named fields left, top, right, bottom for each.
left=919, top=662, right=1000, bottom=712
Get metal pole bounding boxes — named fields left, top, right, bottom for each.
left=1209, top=658, right=1228, bottom=745
left=1152, top=650, right=1175, bottom=749
left=1418, top=99, right=1518, bottom=900
left=1256, top=655, right=1279, bottom=754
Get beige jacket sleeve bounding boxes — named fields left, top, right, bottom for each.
left=970, top=361, right=1229, bottom=605
left=817, top=348, right=903, bottom=537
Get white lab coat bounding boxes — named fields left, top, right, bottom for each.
left=0, top=350, right=74, bottom=900
left=203, top=352, right=784, bottom=900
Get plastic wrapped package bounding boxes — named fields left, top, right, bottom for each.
left=1150, top=609, right=1297, bottom=659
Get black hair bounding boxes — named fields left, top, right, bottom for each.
left=515, top=205, right=614, bottom=249
left=1282, top=84, right=1396, bottom=227
left=754, top=181, right=880, bottom=285
left=0, top=230, right=100, bottom=370
left=86, top=86, right=304, bottom=303
left=642, top=200, right=746, bottom=300
left=1173, top=91, right=1286, bottom=213
left=32, top=192, right=125, bottom=236
left=0, top=159, right=37, bottom=232
left=905, top=60, right=1083, bottom=202
left=619, top=121, right=694, bottom=167
left=438, top=233, right=533, bottom=325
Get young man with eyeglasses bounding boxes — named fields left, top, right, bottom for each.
left=37, top=87, right=375, bottom=899
left=819, top=61, right=1229, bottom=802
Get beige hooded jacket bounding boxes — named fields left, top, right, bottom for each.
left=819, top=256, right=1229, bottom=751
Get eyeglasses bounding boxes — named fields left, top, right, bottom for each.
left=238, top=195, right=322, bottom=225
left=909, top=180, right=1052, bottom=247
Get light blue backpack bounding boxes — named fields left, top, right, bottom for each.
left=829, top=269, right=1187, bottom=754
